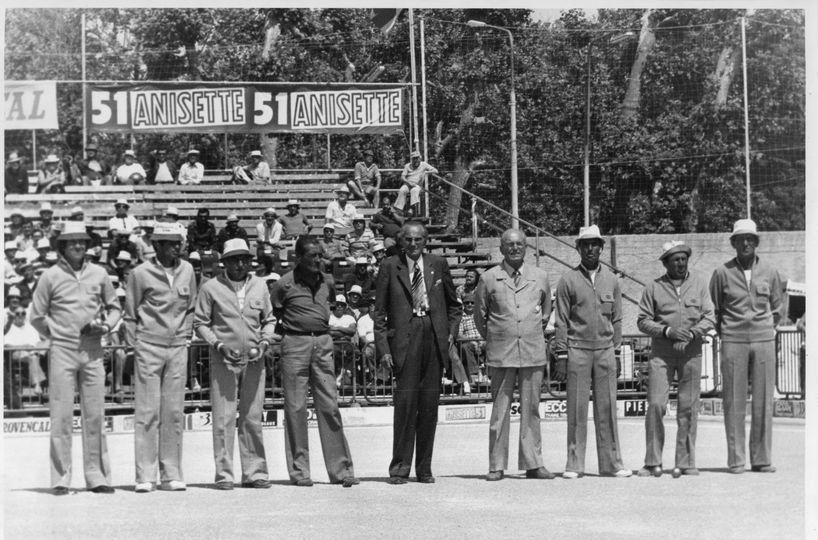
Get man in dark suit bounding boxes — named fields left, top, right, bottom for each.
left=374, top=222, right=461, bottom=484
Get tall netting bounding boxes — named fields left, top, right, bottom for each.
left=4, top=8, right=804, bottom=234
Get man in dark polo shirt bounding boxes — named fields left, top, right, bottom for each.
left=269, top=236, right=359, bottom=488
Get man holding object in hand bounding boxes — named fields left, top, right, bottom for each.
left=194, top=238, right=275, bottom=490
left=30, top=221, right=121, bottom=495
left=636, top=241, right=714, bottom=478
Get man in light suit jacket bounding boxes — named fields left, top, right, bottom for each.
left=374, top=221, right=461, bottom=484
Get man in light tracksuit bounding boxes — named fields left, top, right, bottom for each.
left=636, top=241, right=714, bottom=478
left=710, top=219, right=782, bottom=474
left=30, top=221, right=121, bottom=495
left=194, top=238, right=276, bottom=490
left=553, top=225, right=630, bottom=479
left=125, top=222, right=197, bottom=493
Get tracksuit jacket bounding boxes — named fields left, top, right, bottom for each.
left=637, top=271, right=715, bottom=357
left=193, top=274, right=276, bottom=358
left=30, top=257, right=121, bottom=348
left=554, top=264, right=622, bottom=352
left=124, top=257, right=197, bottom=346
left=709, top=257, right=783, bottom=343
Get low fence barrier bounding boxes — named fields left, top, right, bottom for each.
left=3, top=332, right=803, bottom=415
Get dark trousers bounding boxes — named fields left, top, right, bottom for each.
left=389, top=316, right=441, bottom=479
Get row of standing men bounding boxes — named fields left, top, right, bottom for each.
left=28, top=217, right=780, bottom=494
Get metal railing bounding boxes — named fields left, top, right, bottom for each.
left=775, top=329, right=805, bottom=398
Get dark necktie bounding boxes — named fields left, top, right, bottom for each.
left=411, top=262, right=425, bottom=312
left=513, top=270, right=521, bottom=289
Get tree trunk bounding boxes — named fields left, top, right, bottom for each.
left=261, top=135, right=277, bottom=169
left=185, top=43, right=201, bottom=80
left=712, top=46, right=737, bottom=108
left=620, top=9, right=655, bottom=121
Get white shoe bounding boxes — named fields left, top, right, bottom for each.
left=562, top=471, right=580, bottom=479
left=441, top=377, right=454, bottom=385
left=192, top=378, right=201, bottom=392
left=160, top=480, right=187, bottom=491
left=613, top=469, right=633, bottom=478
left=135, top=482, right=153, bottom=493
left=462, top=382, right=471, bottom=395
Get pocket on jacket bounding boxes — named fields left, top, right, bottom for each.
left=600, top=292, right=614, bottom=316
left=176, top=285, right=191, bottom=298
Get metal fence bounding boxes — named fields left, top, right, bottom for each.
left=3, top=332, right=802, bottom=415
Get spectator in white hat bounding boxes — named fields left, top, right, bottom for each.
left=36, top=153, right=66, bottom=194
left=255, top=207, right=283, bottom=259
left=5, top=240, right=21, bottom=279
left=177, top=149, right=203, bottom=185
left=344, top=214, right=375, bottom=264
left=30, top=220, right=121, bottom=495
left=395, top=150, right=437, bottom=217
left=5, top=151, right=29, bottom=194
left=344, top=256, right=374, bottom=300
left=124, top=222, right=197, bottom=493
left=329, top=294, right=357, bottom=388
left=78, top=143, right=112, bottom=186
left=4, top=303, right=47, bottom=397
left=194, top=237, right=276, bottom=490
left=325, top=187, right=357, bottom=237
left=162, top=206, right=188, bottom=248
left=146, top=148, right=177, bottom=184
left=115, top=149, right=147, bottom=185
left=709, top=218, right=783, bottom=474
left=216, top=213, right=248, bottom=253
left=318, top=223, right=344, bottom=270
left=280, top=199, right=312, bottom=239
left=636, top=241, right=715, bottom=478
left=232, top=150, right=270, bottom=185
left=350, top=149, right=382, bottom=207
left=38, top=202, right=58, bottom=243
left=107, top=198, right=140, bottom=238
left=187, top=207, right=218, bottom=254
left=553, top=224, right=631, bottom=479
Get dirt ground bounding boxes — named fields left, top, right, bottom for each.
left=2, top=417, right=807, bottom=539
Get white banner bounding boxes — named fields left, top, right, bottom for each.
left=4, top=81, right=59, bottom=130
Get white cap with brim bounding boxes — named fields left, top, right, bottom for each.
left=226, top=214, right=239, bottom=222
left=354, top=257, right=369, bottom=266
left=335, top=294, right=347, bottom=304
left=40, top=202, right=53, bottom=212
left=7, top=152, right=22, bottom=163
left=263, top=207, right=277, bottom=216
left=250, top=150, right=262, bottom=157
left=373, top=242, right=385, bottom=252
left=730, top=218, right=759, bottom=239
left=287, top=199, right=300, bottom=206
left=189, top=251, right=201, bottom=261
left=166, top=206, right=179, bottom=216
left=265, top=273, right=281, bottom=282
left=44, top=154, right=60, bottom=163
left=575, top=224, right=604, bottom=245
left=45, top=251, right=59, bottom=262
left=124, top=150, right=136, bottom=158
left=115, top=198, right=129, bottom=207
left=221, top=238, right=251, bottom=259
left=70, top=206, right=84, bottom=216
left=36, top=238, right=51, bottom=249
left=322, top=223, right=335, bottom=230
left=115, top=251, right=133, bottom=262
left=188, top=149, right=200, bottom=155
left=659, top=240, right=692, bottom=261
left=352, top=214, right=365, bottom=222
left=335, top=185, right=350, bottom=194
left=152, top=222, right=183, bottom=242
left=59, top=221, right=90, bottom=242
left=348, top=285, right=363, bottom=295
left=7, top=286, right=21, bottom=297
left=5, top=241, right=17, bottom=251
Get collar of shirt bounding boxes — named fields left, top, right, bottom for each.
left=293, top=264, right=325, bottom=293
left=407, top=254, right=424, bottom=276
left=501, top=260, right=523, bottom=279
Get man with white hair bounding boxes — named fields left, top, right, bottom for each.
left=636, top=241, right=715, bottom=478
left=710, top=219, right=783, bottom=474
left=553, top=224, right=631, bottom=479
left=107, top=199, right=140, bottom=238
left=232, top=150, right=271, bottom=184
left=255, top=207, right=283, bottom=259
left=325, top=187, right=357, bottom=237
left=279, top=199, right=312, bottom=239
left=177, top=149, right=204, bottom=185
left=115, top=150, right=146, bottom=184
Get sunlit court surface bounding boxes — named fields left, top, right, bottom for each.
left=3, top=417, right=805, bottom=539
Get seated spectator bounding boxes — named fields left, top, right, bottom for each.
left=4, top=241, right=19, bottom=279
left=177, top=149, right=204, bottom=185
left=16, top=262, right=38, bottom=305
left=255, top=255, right=275, bottom=278
left=329, top=294, right=357, bottom=388
left=318, top=223, right=345, bottom=270
left=395, top=150, right=437, bottom=217
left=44, top=250, right=58, bottom=267
left=187, top=207, right=218, bottom=254
left=112, top=250, right=135, bottom=285
left=325, top=186, right=357, bottom=237
left=4, top=305, right=47, bottom=396
left=279, top=199, right=311, bottom=239
left=370, top=195, right=404, bottom=255
left=103, top=287, right=128, bottom=402
left=215, top=213, right=248, bottom=252
left=8, top=210, right=25, bottom=239
left=355, top=297, right=383, bottom=385
left=344, top=257, right=374, bottom=299
left=86, top=245, right=103, bottom=265
left=5, top=152, right=29, bottom=195
left=133, top=220, right=155, bottom=262
left=350, top=149, right=381, bottom=207
left=232, top=150, right=271, bottom=184
left=346, top=285, right=365, bottom=319
left=78, top=143, right=111, bottom=185
left=456, top=268, right=480, bottom=302
left=457, top=292, right=487, bottom=385
left=107, top=198, right=140, bottom=237
left=344, top=214, right=375, bottom=263
left=370, top=242, right=386, bottom=279
left=146, top=148, right=178, bottom=184
left=162, top=206, right=188, bottom=249
left=106, top=232, right=138, bottom=271
left=115, top=150, right=147, bottom=184
left=263, top=272, right=281, bottom=299
left=189, top=251, right=204, bottom=286
left=37, top=202, right=58, bottom=246
left=35, top=238, right=51, bottom=265
left=36, top=154, right=66, bottom=193
left=255, top=207, right=283, bottom=259
left=15, top=220, right=35, bottom=254
left=4, top=286, right=24, bottom=329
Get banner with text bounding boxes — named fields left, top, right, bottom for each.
left=86, top=83, right=404, bottom=134
left=5, top=81, right=59, bottom=130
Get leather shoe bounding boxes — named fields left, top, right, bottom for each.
left=241, top=479, right=272, bottom=489
left=682, top=468, right=700, bottom=476
left=340, top=477, right=360, bottom=488
left=89, top=485, right=115, bottom=494
left=215, top=481, right=234, bottom=490
left=417, top=475, right=435, bottom=484
left=294, top=478, right=314, bottom=487
left=388, top=476, right=407, bottom=485
left=729, top=466, right=745, bottom=474
left=53, top=486, right=69, bottom=496
left=485, top=470, right=504, bottom=481
left=751, top=465, right=776, bottom=473
left=525, top=467, right=556, bottom=480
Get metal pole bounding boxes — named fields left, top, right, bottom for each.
left=31, top=131, right=37, bottom=168
left=81, top=12, right=87, bottom=156
left=408, top=9, right=420, bottom=152
left=420, top=14, right=430, bottom=217
left=326, top=133, right=331, bottom=169
left=506, top=29, right=519, bottom=231
left=741, top=16, right=752, bottom=218
left=223, top=133, right=228, bottom=170
left=583, top=41, right=593, bottom=228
